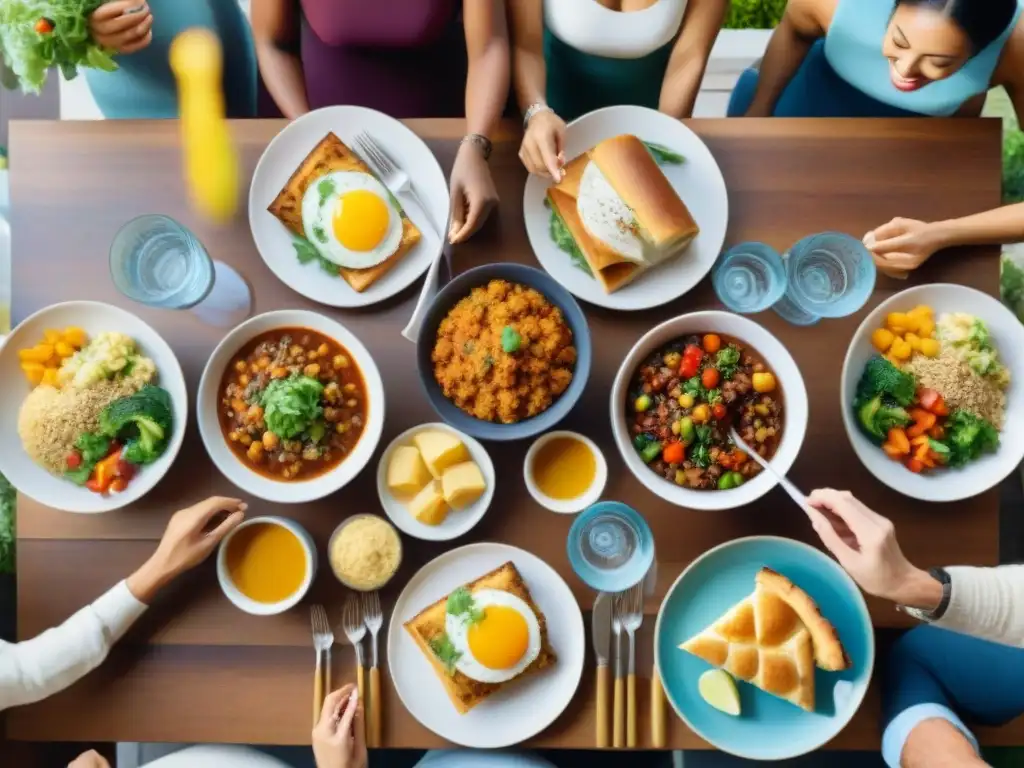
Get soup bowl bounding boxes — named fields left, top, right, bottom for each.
left=198, top=310, right=385, bottom=504
left=610, top=312, right=808, bottom=511
left=217, top=515, right=317, bottom=616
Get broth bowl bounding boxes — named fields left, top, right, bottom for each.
left=610, top=312, right=807, bottom=511
left=197, top=310, right=385, bottom=504
left=217, top=515, right=317, bottom=616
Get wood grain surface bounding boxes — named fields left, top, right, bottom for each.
left=6, top=117, right=1013, bottom=749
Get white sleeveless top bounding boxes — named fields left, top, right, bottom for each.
left=545, top=0, right=688, bottom=59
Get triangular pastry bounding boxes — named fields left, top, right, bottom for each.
left=680, top=568, right=844, bottom=712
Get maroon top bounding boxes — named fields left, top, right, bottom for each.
left=297, top=0, right=467, bottom=118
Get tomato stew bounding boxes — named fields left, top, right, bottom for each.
left=626, top=333, right=783, bottom=491
left=218, top=328, right=367, bottom=481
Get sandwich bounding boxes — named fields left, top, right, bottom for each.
left=546, top=134, right=699, bottom=293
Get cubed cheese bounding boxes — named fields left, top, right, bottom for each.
left=409, top=479, right=449, bottom=526
left=387, top=445, right=432, bottom=497
left=413, top=430, right=469, bottom=478
left=442, top=461, right=486, bottom=510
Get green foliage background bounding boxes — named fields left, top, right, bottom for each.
left=723, top=0, right=787, bottom=29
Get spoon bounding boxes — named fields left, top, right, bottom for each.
left=729, top=427, right=818, bottom=516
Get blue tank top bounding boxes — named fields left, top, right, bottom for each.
left=824, top=0, right=1022, bottom=116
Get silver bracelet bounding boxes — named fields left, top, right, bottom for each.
left=523, top=101, right=553, bottom=130
left=460, top=133, right=492, bottom=161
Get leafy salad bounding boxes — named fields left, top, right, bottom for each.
left=0, top=0, right=116, bottom=94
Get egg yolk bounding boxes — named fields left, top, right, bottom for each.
left=467, top=606, right=529, bottom=670
left=332, top=189, right=390, bottom=252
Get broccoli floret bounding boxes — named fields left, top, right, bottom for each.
left=99, top=386, right=174, bottom=465
left=855, top=356, right=917, bottom=407
left=941, top=410, right=1000, bottom=467
left=855, top=394, right=910, bottom=442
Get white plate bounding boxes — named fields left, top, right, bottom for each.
left=523, top=105, right=728, bottom=311
left=376, top=422, right=495, bottom=541
left=196, top=310, right=385, bottom=504
left=248, top=106, right=447, bottom=308
left=0, top=301, right=188, bottom=514
left=841, top=284, right=1024, bottom=502
left=387, top=543, right=585, bottom=748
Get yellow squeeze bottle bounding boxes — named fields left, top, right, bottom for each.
left=169, top=29, right=238, bottom=222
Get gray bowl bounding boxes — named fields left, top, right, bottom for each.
left=416, top=263, right=592, bottom=442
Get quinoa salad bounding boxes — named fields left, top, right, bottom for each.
left=854, top=305, right=1009, bottom=475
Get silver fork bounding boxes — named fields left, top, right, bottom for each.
left=354, top=132, right=430, bottom=224
left=362, top=591, right=384, bottom=748
left=620, top=584, right=644, bottom=748
left=310, top=604, right=334, bottom=726
left=611, top=594, right=625, bottom=748
left=342, top=594, right=368, bottom=725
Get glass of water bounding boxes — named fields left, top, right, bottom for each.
left=712, top=242, right=787, bottom=314
left=567, top=501, right=654, bottom=593
left=774, top=232, right=876, bottom=325
left=110, top=214, right=251, bottom=327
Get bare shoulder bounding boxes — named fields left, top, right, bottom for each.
left=784, top=0, right=835, bottom=37
left=994, top=14, right=1024, bottom=87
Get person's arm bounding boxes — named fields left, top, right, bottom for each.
left=251, top=0, right=310, bottom=119
left=658, top=0, right=728, bottom=119
left=744, top=0, right=825, bottom=116
left=464, top=0, right=510, bottom=139
left=897, top=719, right=988, bottom=768
left=508, top=0, right=545, bottom=114
left=933, top=565, right=1024, bottom=647
left=927, top=203, right=1024, bottom=248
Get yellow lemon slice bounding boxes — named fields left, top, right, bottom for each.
left=698, top=669, right=741, bottom=716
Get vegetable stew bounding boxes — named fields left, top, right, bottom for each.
left=218, top=328, right=367, bottom=481
left=626, top=334, right=784, bottom=490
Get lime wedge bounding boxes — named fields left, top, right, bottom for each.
left=698, top=669, right=741, bottom=716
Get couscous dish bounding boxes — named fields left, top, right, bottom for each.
left=431, top=280, right=576, bottom=424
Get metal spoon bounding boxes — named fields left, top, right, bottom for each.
left=729, top=426, right=817, bottom=516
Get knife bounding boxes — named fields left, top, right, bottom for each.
left=592, top=591, right=612, bottom=748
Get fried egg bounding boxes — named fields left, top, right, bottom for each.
left=445, top=588, right=542, bottom=684
left=576, top=160, right=645, bottom=263
left=300, top=171, right=404, bottom=269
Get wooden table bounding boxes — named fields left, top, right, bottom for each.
left=7, top=118, right=1018, bottom=750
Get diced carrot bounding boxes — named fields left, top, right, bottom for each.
left=662, top=441, right=685, bottom=465
left=920, top=455, right=936, bottom=469
left=907, top=408, right=937, bottom=437
left=928, top=424, right=945, bottom=440
left=906, top=458, right=925, bottom=473
left=910, top=434, right=930, bottom=447
left=883, top=443, right=905, bottom=460
left=913, top=442, right=931, bottom=463
left=887, top=428, right=911, bottom=455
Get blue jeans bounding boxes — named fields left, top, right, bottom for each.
left=882, top=625, right=1024, bottom=767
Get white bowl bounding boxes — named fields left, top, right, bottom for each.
left=216, top=515, right=316, bottom=615
left=523, top=430, right=607, bottom=514
left=0, top=301, right=188, bottom=514
left=376, top=423, right=494, bottom=541
left=197, top=310, right=385, bottom=503
left=841, top=283, right=1024, bottom=502
left=611, top=312, right=808, bottom=511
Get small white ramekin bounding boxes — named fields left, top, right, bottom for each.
left=524, top=430, right=608, bottom=514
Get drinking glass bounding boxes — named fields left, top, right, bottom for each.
left=712, top=242, right=787, bottom=314
left=567, top=501, right=654, bottom=593
left=774, top=232, right=876, bottom=325
left=110, top=214, right=251, bottom=327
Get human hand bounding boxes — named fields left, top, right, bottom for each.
left=864, top=218, right=948, bottom=279
left=313, top=684, right=368, bottom=768
left=68, top=750, right=111, bottom=768
left=449, top=139, right=499, bottom=244
left=89, top=1, right=154, bottom=55
left=805, top=489, right=942, bottom=608
left=519, top=109, right=566, bottom=180
left=127, top=496, right=247, bottom=603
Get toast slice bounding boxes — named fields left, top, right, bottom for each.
left=267, top=132, right=421, bottom=293
left=404, top=561, right=557, bottom=714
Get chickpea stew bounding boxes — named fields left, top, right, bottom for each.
left=218, top=328, right=367, bottom=481
left=626, top=333, right=783, bottom=491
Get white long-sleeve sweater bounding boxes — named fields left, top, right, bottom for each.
left=933, top=565, right=1024, bottom=647
left=0, top=580, right=146, bottom=712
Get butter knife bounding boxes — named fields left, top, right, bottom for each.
left=592, top=591, right=612, bottom=748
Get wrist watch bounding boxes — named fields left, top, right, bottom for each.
left=897, top=567, right=952, bottom=622
left=460, top=133, right=492, bottom=161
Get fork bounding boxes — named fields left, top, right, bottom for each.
left=362, top=591, right=384, bottom=748
left=611, top=595, right=625, bottom=748
left=354, top=132, right=431, bottom=229
left=620, top=584, right=644, bottom=748
left=310, top=604, right=334, bottom=726
left=342, top=593, right=368, bottom=734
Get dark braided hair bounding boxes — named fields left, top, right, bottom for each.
left=895, top=0, right=1018, bottom=53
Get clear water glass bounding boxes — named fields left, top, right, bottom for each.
left=783, top=232, right=876, bottom=320
left=712, top=242, right=787, bottom=314
left=110, top=214, right=251, bottom=327
left=567, top=501, right=654, bottom=593
left=773, top=250, right=821, bottom=326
